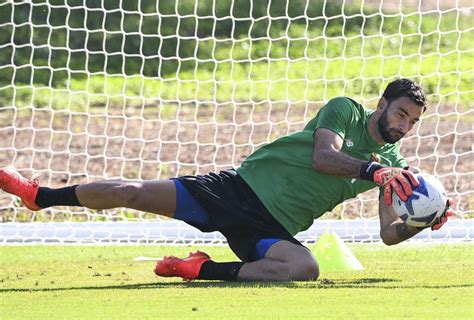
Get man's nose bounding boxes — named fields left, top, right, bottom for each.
left=399, top=120, right=410, bottom=133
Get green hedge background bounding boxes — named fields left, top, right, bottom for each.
left=0, top=0, right=472, bottom=108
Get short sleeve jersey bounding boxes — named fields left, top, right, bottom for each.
left=236, top=97, right=407, bottom=236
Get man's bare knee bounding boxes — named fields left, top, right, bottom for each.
left=261, top=241, right=319, bottom=281
left=120, top=183, right=144, bottom=208
left=289, top=257, right=319, bottom=281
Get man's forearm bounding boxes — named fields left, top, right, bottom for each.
left=378, top=197, right=423, bottom=245
left=312, top=149, right=366, bottom=178
left=381, top=221, right=421, bottom=245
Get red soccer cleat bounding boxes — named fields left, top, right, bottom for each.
left=0, top=168, right=41, bottom=211
left=154, top=251, right=211, bottom=281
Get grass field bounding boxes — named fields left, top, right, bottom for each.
left=1, top=243, right=473, bottom=319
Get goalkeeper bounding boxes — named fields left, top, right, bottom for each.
left=0, top=79, right=453, bottom=282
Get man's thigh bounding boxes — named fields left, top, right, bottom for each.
left=133, top=179, right=176, bottom=216
left=264, top=239, right=314, bottom=263
left=236, top=240, right=319, bottom=281
left=224, top=229, right=307, bottom=263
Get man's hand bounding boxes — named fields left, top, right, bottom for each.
left=373, top=167, right=419, bottom=205
left=360, top=161, right=419, bottom=205
left=431, top=198, right=454, bottom=231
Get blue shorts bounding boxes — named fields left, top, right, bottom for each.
left=171, top=172, right=303, bottom=262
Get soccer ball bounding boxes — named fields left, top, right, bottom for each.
left=392, top=173, right=448, bottom=228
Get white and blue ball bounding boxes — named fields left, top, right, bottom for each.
left=392, top=173, right=448, bottom=228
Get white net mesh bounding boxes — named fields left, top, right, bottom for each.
left=0, top=0, right=472, bottom=243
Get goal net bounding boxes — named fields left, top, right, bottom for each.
left=0, top=0, right=473, bottom=244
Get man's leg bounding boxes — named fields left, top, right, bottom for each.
left=75, top=180, right=176, bottom=216
left=157, top=240, right=319, bottom=282
left=235, top=240, right=319, bottom=281
left=3, top=169, right=319, bottom=282
left=0, top=168, right=177, bottom=217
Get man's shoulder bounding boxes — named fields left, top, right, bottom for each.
left=325, top=97, right=369, bottom=115
left=327, top=96, right=359, bottom=107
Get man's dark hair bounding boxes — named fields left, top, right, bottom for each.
left=382, top=78, right=427, bottom=111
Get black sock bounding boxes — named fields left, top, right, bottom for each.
left=35, top=185, right=82, bottom=208
left=198, top=261, right=244, bottom=281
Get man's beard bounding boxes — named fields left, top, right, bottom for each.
left=378, top=107, right=405, bottom=144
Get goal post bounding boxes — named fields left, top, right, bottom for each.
left=0, top=0, right=473, bottom=244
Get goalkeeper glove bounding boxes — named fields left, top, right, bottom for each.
left=360, top=161, right=419, bottom=205
left=431, top=198, right=454, bottom=231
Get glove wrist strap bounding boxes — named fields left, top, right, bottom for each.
left=360, top=161, right=384, bottom=181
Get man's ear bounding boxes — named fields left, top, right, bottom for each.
left=377, top=97, right=388, bottom=111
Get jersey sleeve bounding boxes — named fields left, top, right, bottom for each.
left=306, top=97, right=356, bottom=140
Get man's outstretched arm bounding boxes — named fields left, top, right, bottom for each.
left=311, top=128, right=366, bottom=178
left=378, top=195, right=422, bottom=245
left=312, top=128, right=418, bottom=205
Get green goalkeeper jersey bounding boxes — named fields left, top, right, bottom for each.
left=236, top=97, right=407, bottom=236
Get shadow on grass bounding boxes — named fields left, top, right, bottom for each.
left=1, top=278, right=472, bottom=292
